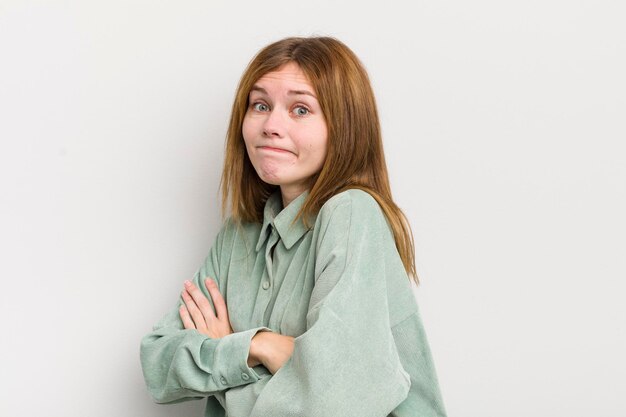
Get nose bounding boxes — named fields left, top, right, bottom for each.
left=262, top=108, right=285, bottom=138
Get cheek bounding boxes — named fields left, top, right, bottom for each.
left=312, top=130, right=329, bottom=161
left=298, top=123, right=328, bottom=154
left=316, top=142, right=329, bottom=167
left=241, top=117, right=253, bottom=146
left=302, top=138, right=328, bottom=172
left=242, top=113, right=264, bottom=144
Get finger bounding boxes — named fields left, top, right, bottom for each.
left=184, top=280, right=216, bottom=322
left=179, top=305, right=196, bottom=329
left=181, top=289, right=207, bottom=330
left=205, top=278, right=228, bottom=320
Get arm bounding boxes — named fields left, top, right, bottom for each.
left=139, top=224, right=270, bottom=404
left=249, top=331, right=295, bottom=374
left=247, top=192, right=413, bottom=417
left=178, top=276, right=296, bottom=374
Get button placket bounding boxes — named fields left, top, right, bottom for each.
left=263, top=227, right=279, bottom=290
left=251, top=227, right=278, bottom=324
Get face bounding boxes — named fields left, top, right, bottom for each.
left=242, top=62, right=328, bottom=204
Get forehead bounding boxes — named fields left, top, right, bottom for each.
left=254, top=62, right=313, bottom=89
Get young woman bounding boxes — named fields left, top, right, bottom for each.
left=140, top=36, right=447, bottom=417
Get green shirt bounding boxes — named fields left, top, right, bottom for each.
left=140, top=189, right=447, bottom=417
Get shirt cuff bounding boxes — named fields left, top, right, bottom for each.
left=207, top=326, right=271, bottom=389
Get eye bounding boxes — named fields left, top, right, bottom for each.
left=293, top=106, right=310, bottom=116
left=252, top=102, right=270, bottom=112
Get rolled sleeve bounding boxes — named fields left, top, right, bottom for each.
left=209, top=326, right=270, bottom=389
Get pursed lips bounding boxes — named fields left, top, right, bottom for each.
left=258, top=146, right=293, bottom=154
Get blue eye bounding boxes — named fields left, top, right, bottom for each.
left=293, top=106, right=309, bottom=116
left=252, top=102, right=269, bottom=112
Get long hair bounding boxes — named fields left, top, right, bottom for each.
left=221, top=36, right=419, bottom=284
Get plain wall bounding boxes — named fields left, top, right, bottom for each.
left=1, top=1, right=624, bottom=416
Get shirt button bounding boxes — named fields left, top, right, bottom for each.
left=220, top=376, right=227, bottom=385
left=241, top=373, right=250, bottom=381
left=262, top=281, right=270, bottom=290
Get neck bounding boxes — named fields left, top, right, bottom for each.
left=280, top=185, right=308, bottom=208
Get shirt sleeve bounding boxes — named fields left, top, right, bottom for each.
left=248, top=191, right=413, bottom=417
left=139, top=222, right=271, bottom=404
left=389, top=311, right=448, bottom=416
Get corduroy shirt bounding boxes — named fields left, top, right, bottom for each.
left=140, top=189, right=447, bottom=417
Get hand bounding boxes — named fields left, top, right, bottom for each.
left=249, top=331, right=295, bottom=374
left=179, top=278, right=233, bottom=339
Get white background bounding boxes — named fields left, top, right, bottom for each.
left=1, top=1, right=624, bottom=416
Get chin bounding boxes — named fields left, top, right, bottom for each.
left=256, top=171, right=284, bottom=186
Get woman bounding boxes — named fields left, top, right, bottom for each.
left=140, top=36, right=447, bottom=417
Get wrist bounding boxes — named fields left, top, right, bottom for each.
left=248, top=331, right=268, bottom=367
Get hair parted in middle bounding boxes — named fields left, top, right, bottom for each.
left=220, top=36, right=418, bottom=283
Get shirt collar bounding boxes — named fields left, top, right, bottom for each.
left=255, top=190, right=314, bottom=252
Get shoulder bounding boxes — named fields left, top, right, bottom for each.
left=324, top=188, right=381, bottom=209
left=213, top=215, right=263, bottom=252
left=313, top=188, right=392, bottom=249
left=218, top=215, right=264, bottom=234
left=214, top=216, right=237, bottom=242
left=316, top=188, right=385, bottom=225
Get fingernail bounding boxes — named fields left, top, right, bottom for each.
left=184, top=280, right=192, bottom=287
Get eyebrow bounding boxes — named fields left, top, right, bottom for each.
left=250, top=85, right=317, bottom=99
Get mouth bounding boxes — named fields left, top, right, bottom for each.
left=258, top=146, right=293, bottom=154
